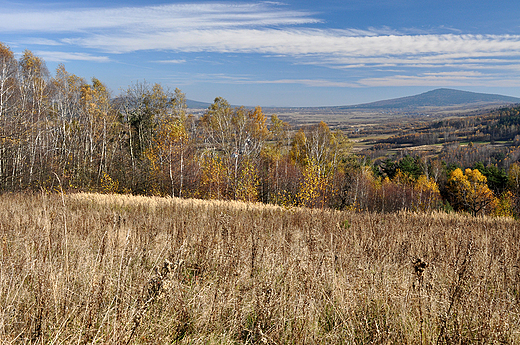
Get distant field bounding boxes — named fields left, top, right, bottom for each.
left=1, top=192, right=519, bottom=344
left=265, top=108, right=410, bottom=126
left=265, top=103, right=502, bottom=127
left=265, top=104, right=507, bottom=156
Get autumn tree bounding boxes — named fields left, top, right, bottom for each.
left=79, top=78, right=119, bottom=189
left=508, top=162, right=520, bottom=193
left=235, top=159, right=260, bottom=202
left=121, top=82, right=170, bottom=160
left=491, top=191, right=514, bottom=218
left=414, top=174, right=441, bottom=212
left=49, top=64, right=86, bottom=186
left=17, top=50, right=51, bottom=187
left=0, top=43, right=17, bottom=120
left=448, top=168, right=494, bottom=215
left=0, top=43, right=18, bottom=188
left=119, top=82, right=172, bottom=192
left=148, top=88, right=194, bottom=197
left=290, top=121, right=349, bottom=207
left=297, top=158, right=331, bottom=208
left=338, top=162, right=382, bottom=212
left=200, top=98, right=270, bottom=200
left=199, top=153, right=227, bottom=200
left=0, top=48, right=48, bottom=190
left=261, top=114, right=294, bottom=203
left=507, top=162, right=520, bottom=216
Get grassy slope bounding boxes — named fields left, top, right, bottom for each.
left=1, top=192, right=519, bottom=344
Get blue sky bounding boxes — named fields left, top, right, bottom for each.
left=3, top=0, right=520, bottom=107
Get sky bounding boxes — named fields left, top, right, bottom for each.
left=3, top=0, right=520, bottom=107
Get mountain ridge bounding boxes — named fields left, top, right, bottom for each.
left=186, top=88, right=520, bottom=110
left=341, top=88, right=520, bottom=110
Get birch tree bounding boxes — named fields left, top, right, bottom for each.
left=200, top=98, right=270, bottom=199
left=290, top=121, right=350, bottom=207
left=149, top=88, right=192, bottom=197
left=18, top=50, right=50, bottom=187
left=0, top=43, right=17, bottom=120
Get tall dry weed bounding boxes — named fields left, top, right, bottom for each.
left=0, top=192, right=519, bottom=343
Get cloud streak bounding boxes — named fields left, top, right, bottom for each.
left=153, top=59, right=186, bottom=64
left=71, top=30, right=520, bottom=58
left=3, top=2, right=520, bottom=87
left=359, top=71, right=520, bottom=88
left=0, top=3, right=318, bottom=33
left=35, top=51, right=110, bottom=63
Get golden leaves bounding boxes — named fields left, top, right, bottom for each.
left=297, top=159, right=332, bottom=208
left=448, top=168, right=494, bottom=215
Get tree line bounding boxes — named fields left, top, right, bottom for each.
left=0, top=43, right=350, bottom=207
left=2, top=43, right=520, bottom=217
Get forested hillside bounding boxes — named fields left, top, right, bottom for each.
left=3, top=43, right=520, bottom=217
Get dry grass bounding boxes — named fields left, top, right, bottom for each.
left=1, top=192, right=520, bottom=344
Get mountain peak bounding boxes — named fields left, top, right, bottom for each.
left=347, top=88, right=520, bottom=109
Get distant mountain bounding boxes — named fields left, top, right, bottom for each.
left=187, top=88, right=520, bottom=115
left=341, top=88, right=520, bottom=110
left=186, top=99, right=212, bottom=109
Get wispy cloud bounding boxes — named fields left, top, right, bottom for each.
left=4, top=2, right=520, bottom=87
left=0, top=3, right=318, bottom=33
left=21, top=38, right=63, bottom=46
left=59, top=29, right=520, bottom=66
left=358, top=71, right=520, bottom=87
left=252, top=79, right=358, bottom=88
left=161, top=72, right=356, bottom=88
left=153, top=59, right=186, bottom=64
left=35, top=51, right=110, bottom=63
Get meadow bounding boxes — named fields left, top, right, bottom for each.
left=1, top=192, right=519, bottom=344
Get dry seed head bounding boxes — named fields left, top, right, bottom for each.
left=413, top=257, right=429, bottom=276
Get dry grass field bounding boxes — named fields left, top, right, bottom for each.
left=1, top=192, right=520, bottom=344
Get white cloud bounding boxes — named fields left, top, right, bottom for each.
left=0, top=3, right=318, bottom=33
left=35, top=51, right=110, bottom=63
left=6, top=3, right=520, bottom=59
left=4, top=2, right=520, bottom=87
left=357, top=71, right=520, bottom=87
left=153, top=59, right=186, bottom=64
left=252, top=79, right=358, bottom=88
left=21, top=38, right=63, bottom=46
left=59, top=29, right=520, bottom=66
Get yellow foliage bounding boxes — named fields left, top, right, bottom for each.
left=200, top=155, right=226, bottom=200
left=416, top=175, right=439, bottom=193
left=491, top=191, right=514, bottom=218
left=149, top=115, right=188, bottom=166
left=414, top=175, right=441, bottom=212
left=235, top=160, right=259, bottom=202
left=393, top=169, right=414, bottom=185
left=297, top=159, right=332, bottom=208
left=448, top=168, right=494, bottom=215
left=290, top=121, right=349, bottom=173
left=100, top=172, right=119, bottom=194
left=273, top=190, right=296, bottom=209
